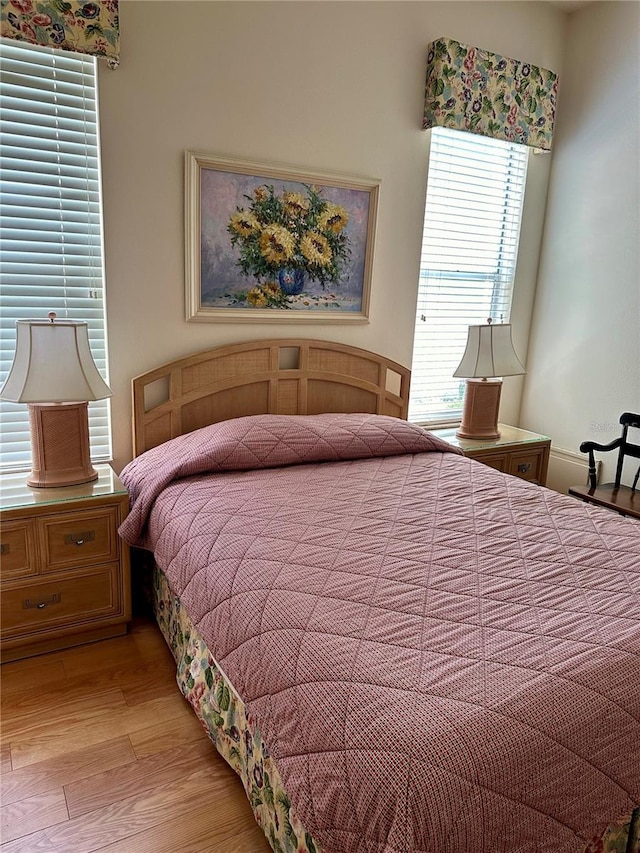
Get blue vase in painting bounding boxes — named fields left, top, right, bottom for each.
left=278, top=268, right=305, bottom=296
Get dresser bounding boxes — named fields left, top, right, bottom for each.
left=431, top=424, right=551, bottom=486
left=0, top=464, right=131, bottom=662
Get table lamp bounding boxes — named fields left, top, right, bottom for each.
left=453, top=318, right=525, bottom=440
left=0, top=313, right=112, bottom=488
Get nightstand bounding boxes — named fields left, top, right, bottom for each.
left=431, top=425, right=551, bottom=486
left=0, top=464, right=131, bottom=662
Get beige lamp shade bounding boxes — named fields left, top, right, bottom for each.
left=0, top=315, right=112, bottom=488
left=0, top=317, right=112, bottom=403
left=453, top=322, right=525, bottom=379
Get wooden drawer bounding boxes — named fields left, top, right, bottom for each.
left=469, top=451, right=508, bottom=472
left=38, top=507, right=119, bottom=572
left=508, top=449, right=545, bottom=483
left=1, top=564, right=120, bottom=636
left=0, top=520, right=38, bottom=581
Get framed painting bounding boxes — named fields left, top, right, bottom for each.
left=185, top=152, right=379, bottom=323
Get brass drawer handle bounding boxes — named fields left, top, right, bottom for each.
left=64, top=530, right=96, bottom=547
left=24, top=593, right=61, bottom=610
left=517, top=463, right=532, bottom=473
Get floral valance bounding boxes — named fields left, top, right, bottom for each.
left=1, top=1, right=119, bottom=67
left=423, top=37, right=557, bottom=150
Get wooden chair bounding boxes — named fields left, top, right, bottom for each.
left=569, top=412, right=640, bottom=519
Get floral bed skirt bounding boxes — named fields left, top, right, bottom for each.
left=153, top=565, right=319, bottom=853
left=152, top=565, right=638, bottom=853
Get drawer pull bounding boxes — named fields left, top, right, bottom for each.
left=517, top=463, right=532, bottom=473
left=64, top=530, right=96, bottom=547
left=1, top=543, right=9, bottom=555
left=24, top=593, right=61, bottom=610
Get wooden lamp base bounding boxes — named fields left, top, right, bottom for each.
left=27, top=402, right=98, bottom=488
left=456, top=379, right=503, bottom=440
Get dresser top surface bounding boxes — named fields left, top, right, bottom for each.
left=432, top=424, right=551, bottom=453
left=0, top=464, right=126, bottom=512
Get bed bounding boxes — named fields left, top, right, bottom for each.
left=118, top=338, right=640, bottom=853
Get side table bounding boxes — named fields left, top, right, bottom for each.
left=430, top=424, right=551, bottom=486
left=0, top=464, right=131, bottom=662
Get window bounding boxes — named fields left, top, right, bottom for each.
left=0, top=39, right=111, bottom=471
left=409, top=127, right=529, bottom=425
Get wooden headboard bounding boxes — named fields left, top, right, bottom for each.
left=132, top=338, right=411, bottom=456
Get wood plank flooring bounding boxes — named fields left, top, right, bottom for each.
left=0, top=619, right=272, bottom=852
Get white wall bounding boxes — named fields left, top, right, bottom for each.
left=519, top=0, right=640, bottom=488
left=98, top=1, right=566, bottom=471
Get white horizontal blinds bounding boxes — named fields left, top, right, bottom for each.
left=0, top=39, right=111, bottom=471
left=409, top=127, right=529, bottom=424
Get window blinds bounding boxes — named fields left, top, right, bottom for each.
left=0, top=39, right=111, bottom=471
left=409, top=127, right=529, bottom=425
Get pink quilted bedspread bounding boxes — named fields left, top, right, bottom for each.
left=120, top=414, right=640, bottom=853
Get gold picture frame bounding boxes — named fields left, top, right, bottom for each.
left=185, top=152, right=379, bottom=323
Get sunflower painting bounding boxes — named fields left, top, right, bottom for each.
left=185, top=153, right=379, bottom=322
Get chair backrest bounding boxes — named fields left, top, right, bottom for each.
left=616, top=413, right=640, bottom=489
left=580, top=412, right=640, bottom=491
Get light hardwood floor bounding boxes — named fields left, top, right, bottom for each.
left=0, top=619, right=272, bottom=852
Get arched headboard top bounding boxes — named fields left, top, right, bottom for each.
left=132, top=338, right=411, bottom=456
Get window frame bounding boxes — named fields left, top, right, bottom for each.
left=408, top=126, right=530, bottom=427
left=0, top=38, right=111, bottom=472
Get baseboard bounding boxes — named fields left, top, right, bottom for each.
left=546, top=446, right=601, bottom=496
